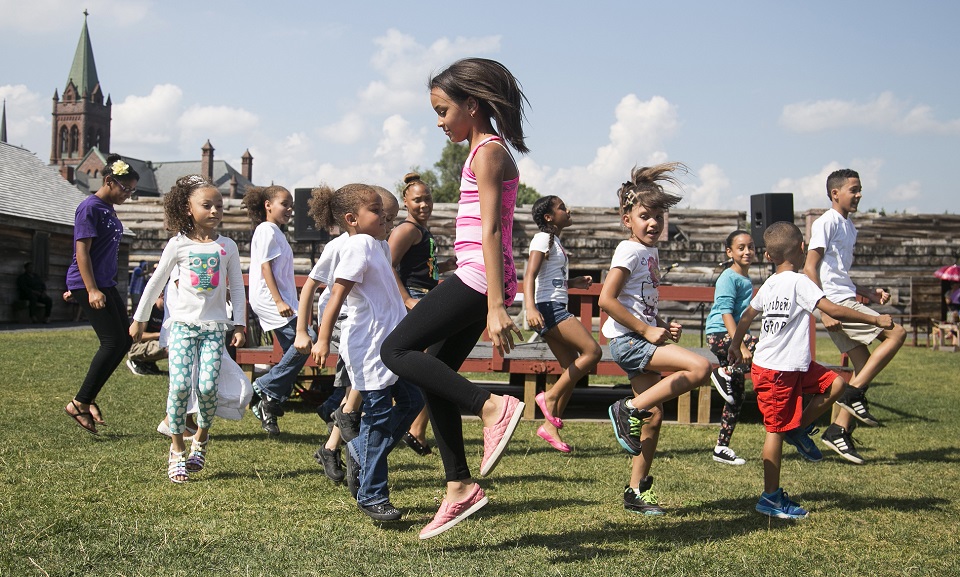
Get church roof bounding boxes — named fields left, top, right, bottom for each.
left=66, top=14, right=100, bottom=98
left=151, top=160, right=255, bottom=197
left=0, top=142, right=93, bottom=227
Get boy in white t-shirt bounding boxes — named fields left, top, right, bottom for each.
left=729, top=222, right=893, bottom=519
left=804, top=169, right=906, bottom=463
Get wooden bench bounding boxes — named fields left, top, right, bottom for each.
left=235, top=277, right=847, bottom=425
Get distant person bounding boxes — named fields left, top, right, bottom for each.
left=524, top=195, right=601, bottom=453
left=388, top=172, right=456, bottom=456
left=129, top=260, right=149, bottom=314
left=804, top=168, right=906, bottom=464
left=126, top=293, right=166, bottom=376
left=703, top=230, right=757, bottom=465
left=64, top=155, right=138, bottom=435
left=729, top=221, right=893, bottom=519
left=17, top=262, right=53, bottom=323
left=945, top=282, right=960, bottom=324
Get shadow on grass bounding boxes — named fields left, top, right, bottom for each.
left=801, top=491, right=950, bottom=513
left=894, top=446, right=960, bottom=463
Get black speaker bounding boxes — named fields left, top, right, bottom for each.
left=293, top=187, right=329, bottom=242
left=750, top=193, right=794, bottom=249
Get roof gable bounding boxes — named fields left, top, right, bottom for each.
left=0, top=142, right=93, bottom=227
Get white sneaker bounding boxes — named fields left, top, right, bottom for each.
left=713, top=445, right=746, bottom=465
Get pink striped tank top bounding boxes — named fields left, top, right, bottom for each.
left=453, top=136, right=519, bottom=306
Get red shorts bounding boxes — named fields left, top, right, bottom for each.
left=751, top=361, right=838, bottom=433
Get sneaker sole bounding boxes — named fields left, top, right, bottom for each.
left=819, top=437, right=865, bottom=464
left=607, top=405, right=642, bottom=456
left=624, top=505, right=666, bottom=516
left=835, top=401, right=881, bottom=427
left=712, top=454, right=746, bottom=466
left=479, top=400, right=525, bottom=477
left=710, top=373, right=736, bottom=405
left=756, top=504, right=808, bottom=519
left=418, top=496, right=489, bottom=540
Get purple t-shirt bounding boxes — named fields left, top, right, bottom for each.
left=66, top=195, right=123, bottom=290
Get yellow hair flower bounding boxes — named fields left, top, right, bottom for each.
left=111, top=160, right=130, bottom=176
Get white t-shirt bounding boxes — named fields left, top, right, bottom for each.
left=135, top=234, right=245, bottom=329
left=808, top=208, right=858, bottom=302
left=308, top=232, right=349, bottom=320
left=331, top=234, right=406, bottom=392
left=529, top=232, right=569, bottom=304
left=249, top=222, right=299, bottom=331
left=601, top=240, right=661, bottom=339
left=751, top=271, right=825, bottom=372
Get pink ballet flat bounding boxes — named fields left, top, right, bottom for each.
left=535, top=392, right=563, bottom=429
left=537, top=425, right=571, bottom=453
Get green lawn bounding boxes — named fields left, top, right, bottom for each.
left=1, top=328, right=958, bottom=576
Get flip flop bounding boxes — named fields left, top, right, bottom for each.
left=65, top=400, right=98, bottom=435
left=402, top=432, right=432, bottom=456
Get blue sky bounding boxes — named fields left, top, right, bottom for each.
left=2, top=0, right=958, bottom=214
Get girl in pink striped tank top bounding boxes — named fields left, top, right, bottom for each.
left=382, top=58, right=530, bottom=539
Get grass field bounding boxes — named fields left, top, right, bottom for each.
left=1, top=328, right=958, bottom=576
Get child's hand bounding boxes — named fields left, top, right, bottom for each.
left=275, top=300, right=294, bottom=317
left=728, top=346, right=743, bottom=366
left=294, top=330, right=313, bottom=355
left=820, top=311, right=843, bottom=332
left=231, top=327, right=245, bottom=348
left=739, top=343, right=753, bottom=366
left=88, top=288, right=106, bottom=310
left=643, top=325, right=671, bottom=345
left=668, top=320, right=683, bottom=342
left=311, top=339, right=330, bottom=367
left=129, top=321, right=144, bottom=343
left=873, top=288, right=891, bottom=305
left=570, top=275, right=594, bottom=290
left=874, top=314, right=894, bottom=330
left=526, top=309, right=545, bottom=333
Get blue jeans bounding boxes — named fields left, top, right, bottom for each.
left=255, top=317, right=314, bottom=404
left=348, top=379, right=424, bottom=506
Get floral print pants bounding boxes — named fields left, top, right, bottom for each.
left=707, top=332, right=755, bottom=447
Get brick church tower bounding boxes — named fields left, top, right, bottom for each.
left=50, top=11, right=111, bottom=169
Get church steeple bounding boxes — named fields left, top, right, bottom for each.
left=1, top=100, right=7, bottom=144
left=65, top=10, right=101, bottom=100
left=50, top=11, right=111, bottom=167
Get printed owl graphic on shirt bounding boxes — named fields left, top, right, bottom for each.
left=188, top=253, right=220, bottom=291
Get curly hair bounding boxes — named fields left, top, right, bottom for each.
left=242, top=185, right=291, bottom=225
left=617, top=162, right=687, bottom=217
left=164, top=175, right=216, bottom=234
left=307, top=183, right=378, bottom=231
left=531, top=195, right=560, bottom=260
left=430, top=58, right=530, bottom=155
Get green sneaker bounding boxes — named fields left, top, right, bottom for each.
left=623, top=477, right=665, bottom=516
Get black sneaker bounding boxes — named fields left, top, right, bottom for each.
left=836, top=386, right=880, bottom=427
left=710, top=367, right=736, bottom=405
left=143, top=362, right=163, bottom=375
left=314, top=446, right=345, bottom=483
left=345, top=448, right=360, bottom=500
left=820, top=423, right=865, bottom=464
left=357, top=501, right=402, bottom=521
left=258, top=397, right=284, bottom=437
left=608, top=398, right=651, bottom=456
left=623, top=476, right=665, bottom=516
left=126, top=358, right=151, bottom=376
left=333, top=407, right=361, bottom=443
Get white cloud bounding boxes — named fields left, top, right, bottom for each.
left=112, top=84, right=184, bottom=154
left=374, top=114, right=425, bottom=166
left=773, top=159, right=883, bottom=210
left=780, top=92, right=960, bottom=134
left=521, top=94, right=679, bottom=206
left=686, top=164, right=731, bottom=210
left=0, top=0, right=150, bottom=32
left=0, top=84, right=49, bottom=154
left=887, top=181, right=921, bottom=201
left=319, top=113, right=367, bottom=144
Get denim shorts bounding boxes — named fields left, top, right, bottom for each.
left=406, top=286, right=430, bottom=301
left=534, top=301, right=573, bottom=335
left=609, top=332, right=658, bottom=379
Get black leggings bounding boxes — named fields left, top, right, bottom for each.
left=73, top=287, right=132, bottom=404
left=381, top=276, right=491, bottom=482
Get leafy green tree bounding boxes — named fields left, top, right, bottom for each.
left=394, top=166, right=440, bottom=198
left=516, top=183, right=540, bottom=205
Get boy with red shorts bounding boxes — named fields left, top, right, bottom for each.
left=728, top=222, right=892, bottom=519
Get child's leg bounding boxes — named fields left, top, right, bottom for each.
left=540, top=318, right=602, bottom=439
left=191, top=328, right=225, bottom=441
left=406, top=408, right=430, bottom=444
left=166, top=324, right=201, bottom=453
left=628, top=404, right=663, bottom=487
left=342, top=387, right=362, bottom=413
left=631, top=344, right=711, bottom=410
left=762, top=432, right=784, bottom=494
left=255, top=318, right=314, bottom=405
left=801, top=376, right=845, bottom=429
left=707, top=334, right=745, bottom=447
left=352, top=389, right=396, bottom=507
left=387, top=379, right=425, bottom=450
left=845, top=325, right=906, bottom=391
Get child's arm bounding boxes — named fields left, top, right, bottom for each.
left=74, top=238, right=104, bottom=308
left=855, top=285, right=891, bottom=306
left=294, top=276, right=322, bottom=354
left=598, top=267, right=671, bottom=344
left=523, top=249, right=546, bottom=332
left=727, top=306, right=760, bottom=365
left=817, top=298, right=893, bottom=330
left=388, top=222, right=419, bottom=308
left=803, top=246, right=846, bottom=332
left=313, top=279, right=354, bottom=367
left=226, top=245, right=247, bottom=348
left=130, top=240, right=177, bottom=342
left=721, top=313, right=752, bottom=364
left=473, top=144, right=523, bottom=354
left=260, top=259, right=293, bottom=318
left=569, top=275, right=594, bottom=290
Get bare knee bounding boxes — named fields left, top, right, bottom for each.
left=644, top=404, right=664, bottom=431
left=690, top=356, right=711, bottom=384
left=828, top=377, right=846, bottom=403
left=583, top=342, right=602, bottom=367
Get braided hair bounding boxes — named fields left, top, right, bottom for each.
left=531, top=195, right=560, bottom=260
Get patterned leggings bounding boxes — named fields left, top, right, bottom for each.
left=707, top=332, right=755, bottom=447
left=167, top=322, right=225, bottom=434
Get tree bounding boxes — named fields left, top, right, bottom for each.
left=516, top=183, right=540, bottom=205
